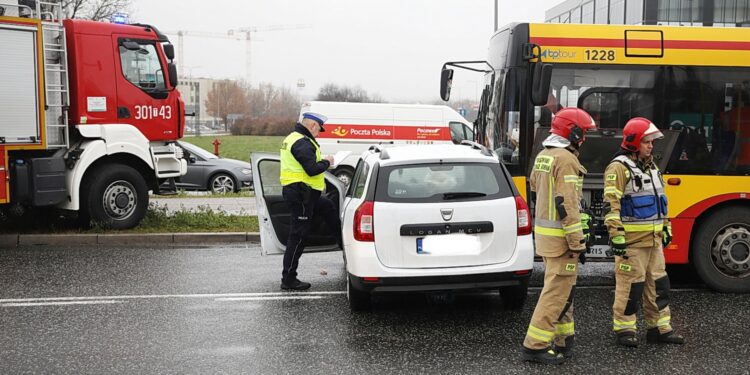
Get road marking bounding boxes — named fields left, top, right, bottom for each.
left=0, top=291, right=345, bottom=304
left=0, top=286, right=706, bottom=305
left=216, top=296, right=327, bottom=301
left=0, top=300, right=124, bottom=307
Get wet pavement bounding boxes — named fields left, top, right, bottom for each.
left=0, top=244, right=747, bottom=374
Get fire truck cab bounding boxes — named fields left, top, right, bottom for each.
left=0, top=0, right=186, bottom=229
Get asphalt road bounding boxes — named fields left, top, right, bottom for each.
left=0, top=244, right=748, bottom=374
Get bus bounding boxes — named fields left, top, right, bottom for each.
left=440, top=23, right=750, bottom=293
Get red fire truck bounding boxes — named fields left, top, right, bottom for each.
left=0, top=1, right=186, bottom=229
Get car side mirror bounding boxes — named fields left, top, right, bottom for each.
left=531, top=62, right=553, bottom=106
left=168, top=62, right=178, bottom=87
left=440, top=68, right=454, bottom=101
left=163, top=44, right=175, bottom=61
left=189, top=156, right=197, bottom=163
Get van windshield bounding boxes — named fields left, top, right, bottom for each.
left=375, top=162, right=513, bottom=203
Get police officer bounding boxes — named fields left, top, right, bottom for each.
left=279, top=112, right=342, bottom=290
left=603, top=117, right=684, bottom=347
left=522, top=108, right=597, bottom=365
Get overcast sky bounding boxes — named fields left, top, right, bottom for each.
left=132, top=0, right=564, bottom=102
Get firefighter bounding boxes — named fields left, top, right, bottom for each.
left=522, top=107, right=597, bottom=365
left=279, top=112, right=342, bottom=290
left=603, top=117, right=685, bottom=347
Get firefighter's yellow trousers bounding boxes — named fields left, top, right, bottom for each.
left=523, top=254, right=578, bottom=350
left=613, top=244, right=673, bottom=335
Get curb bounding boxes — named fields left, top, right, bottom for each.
left=0, top=232, right=261, bottom=248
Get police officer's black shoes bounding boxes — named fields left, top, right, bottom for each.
left=555, top=336, right=575, bottom=358
left=646, top=328, right=685, bottom=344
left=521, top=347, right=566, bottom=365
left=616, top=331, right=639, bottom=347
left=280, top=278, right=311, bottom=290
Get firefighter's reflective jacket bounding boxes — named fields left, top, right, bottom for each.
left=530, top=147, right=587, bottom=257
left=603, top=154, right=670, bottom=248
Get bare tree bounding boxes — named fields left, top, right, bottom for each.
left=62, top=0, right=132, bottom=21
left=316, top=83, right=382, bottom=103
left=236, top=83, right=300, bottom=136
left=205, top=79, right=249, bottom=131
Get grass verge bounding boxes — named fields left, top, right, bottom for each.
left=0, top=203, right=258, bottom=234
left=180, top=135, right=284, bottom=161
left=151, top=190, right=255, bottom=199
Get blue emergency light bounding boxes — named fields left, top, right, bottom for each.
left=111, top=13, right=129, bottom=24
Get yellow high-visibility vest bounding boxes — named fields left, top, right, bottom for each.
left=280, top=132, right=325, bottom=191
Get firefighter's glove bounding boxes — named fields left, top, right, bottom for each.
left=578, top=251, right=587, bottom=265
left=611, top=235, right=627, bottom=257
left=662, top=225, right=673, bottom=249
left=580, top=211, right=594, bottom=249
left=568, top=249, right=586, bottom=265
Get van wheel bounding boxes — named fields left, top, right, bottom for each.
left=692, top=206, right=750, bottom=293
left=347, top=275, right=371, bottom=312
left=334, top=167, right=354, bottom=186
left=499, top=278, right=529, bottom=310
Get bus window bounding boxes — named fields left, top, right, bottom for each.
left=581, top=92, right=619, bottom=129
left=664, top=67, right=750, bottom=175
left=550, top=67, right=657, bottom=128
left=494, top=70, right=521, bottom=165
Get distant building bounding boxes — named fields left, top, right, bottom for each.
left=177, top=77, right=222, bottom=126
left=545, top=0, right=750, bottom=27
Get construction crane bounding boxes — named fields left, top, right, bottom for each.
left=161, top=30, right=243, bottom=79
left=163, top=24, right=311, bottom=84
left=230, top=24, right=311, bottom=84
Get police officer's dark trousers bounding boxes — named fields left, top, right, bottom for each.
left=282, top=182, right=341, bottom=283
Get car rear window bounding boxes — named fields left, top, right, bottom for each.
left=374, top=162, right=513, bottom=203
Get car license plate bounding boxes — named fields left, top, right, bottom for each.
left=416, top=237, right=425, bottom=254
left=586, top=245, right=610, bottom=258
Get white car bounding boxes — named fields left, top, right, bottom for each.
left=253, top=142, right=534, bottom=311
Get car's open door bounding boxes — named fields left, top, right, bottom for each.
left=252, top=153, right=346, bottom=255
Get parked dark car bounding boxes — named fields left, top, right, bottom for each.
left=170, top=141, right=253, bottom=193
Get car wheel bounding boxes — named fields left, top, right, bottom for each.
left=210, top=173, right=236, bottom=194
left=82, top=164, right=148, bottom=229
left=692, top=206, right=750, bottom=293
left=334, top=167, right=354, bottom=186
left=347, top=275, right=372, bottom=312
left=499, top=278, right=529, bottom=310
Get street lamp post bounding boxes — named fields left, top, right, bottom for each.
left=494, top=0, right=498, bottom=31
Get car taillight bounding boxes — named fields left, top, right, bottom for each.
left=353, top=200, right=375, bottom=242
left=515, top=196, right=531, bottom=236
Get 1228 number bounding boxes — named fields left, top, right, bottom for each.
left=585, top=49, right=615, bottom=61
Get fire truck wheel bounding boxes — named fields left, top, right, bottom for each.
left=83, top=165, right=148, bottom=230
left=692, top=206, right=750, bottom=293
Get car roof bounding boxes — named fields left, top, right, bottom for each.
left=361, top=144, right=498, bottom=167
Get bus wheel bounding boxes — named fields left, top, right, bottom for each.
left=692, top=206, right=750, bottom=293
left=334, top=167, right=354, bottom=186
left=83, top=165, right=148, bottom=230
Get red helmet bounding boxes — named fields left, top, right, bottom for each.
left=621, top=117, right=664, bottom=152
left=550, top=107, right=597, bottom=143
